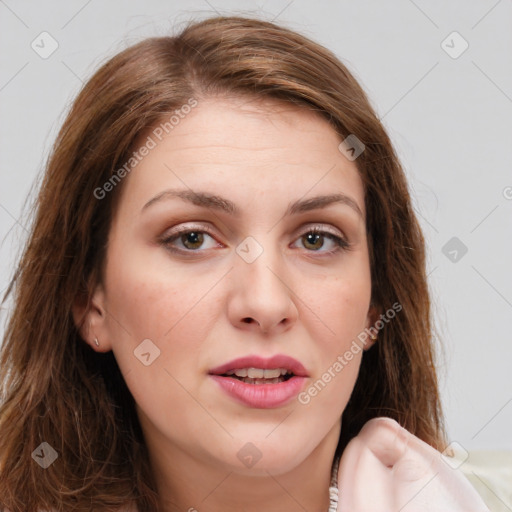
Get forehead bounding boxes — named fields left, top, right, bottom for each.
left=159, top=95, right=339, bottom=157
left=117, top=96, right=365, bottom=217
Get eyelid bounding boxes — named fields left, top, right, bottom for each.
left=161, top=222, right=345, bottom=241
left=295, top=223, right=346, bottom=240
left=161, top=222, right=217, bottom=240
left=159, top=221, right=351, bottom=255
left=158, top=222, right=223, bottom=254
left=294, top=224, right=350, bottom=252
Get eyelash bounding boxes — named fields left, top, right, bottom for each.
left=159, top=224, right=350, bottom=257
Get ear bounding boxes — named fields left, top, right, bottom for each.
left=72, top=282, right=112, bottom=353
left=363, top=304, right=380, bottom=351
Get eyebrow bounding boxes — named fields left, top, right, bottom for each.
left=141, top=188, right=364, bottom=219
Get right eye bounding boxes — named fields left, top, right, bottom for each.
left=160, top=226, right=222, bottom=254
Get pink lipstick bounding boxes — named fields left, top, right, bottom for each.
left=209, top=355, right=308, bottom=408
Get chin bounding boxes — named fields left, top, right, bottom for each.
left=211, top=434, right=315, bottom=476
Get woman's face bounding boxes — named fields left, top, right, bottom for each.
left=87, top=96, right=374, bottom=475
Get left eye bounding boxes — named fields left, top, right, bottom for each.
left=292, top=229, right=348, bottom=252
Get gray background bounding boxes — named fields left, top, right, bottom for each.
left=1, top=0, right=511, bottom=451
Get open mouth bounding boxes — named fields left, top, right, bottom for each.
left=209, top=356, right=308, bottom=407
left=222, top=368, right=295, bottom=385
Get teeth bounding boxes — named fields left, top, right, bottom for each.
left=225, top=367, right=291, bottom=379
left=241, top=377, right=284, bottom=385
left=247, top=368, right=264, bottom=378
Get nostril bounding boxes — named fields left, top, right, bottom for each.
left=242, top=318, right=253, bottom=324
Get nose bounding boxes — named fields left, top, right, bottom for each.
left=227, top=240, right=299, bottom=335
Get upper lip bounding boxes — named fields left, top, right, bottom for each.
left=209, top=355, right=309, bottom=377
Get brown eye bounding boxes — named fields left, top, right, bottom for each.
left=302, top=232, right=324, bottom=250
left=292, top=227, right=349, bottom=254
left=180, top=231, right=204, bottom=250
left=160, top=226, right=220, bottom=254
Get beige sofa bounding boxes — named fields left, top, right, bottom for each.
left=459, top=450, right=512, bottom=511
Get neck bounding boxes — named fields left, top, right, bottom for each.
left=143, top=421, right=341, bottom=512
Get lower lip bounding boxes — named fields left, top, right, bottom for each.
left=209, top=375, right=307, bottom=408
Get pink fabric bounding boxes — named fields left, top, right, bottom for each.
left=13, top=418, right=491, bottom=511
left=337, top=417, right=490, bottom=511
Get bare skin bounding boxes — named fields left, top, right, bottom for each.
left=76, top=96, right=377, bottom=512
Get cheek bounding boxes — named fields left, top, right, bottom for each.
left=296, top=262, right=372, bottom=346
left=103, top=258, right=223, bottom=429
left=104, top=251, right=219, bottom=341
left=296, top=279, right=367, bottom=422
left=293, top=258, right=372, bottom=410
left=102, top=247, right=226, bottom=404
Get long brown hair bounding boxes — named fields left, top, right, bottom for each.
left=0, top=15, right=445, bottom=512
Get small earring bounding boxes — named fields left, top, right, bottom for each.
left=94, top=337, right=100, bottom=347
left=370, top=334, right=378, bottom=342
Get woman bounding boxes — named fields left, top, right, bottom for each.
left=0, top=15, right=489, bottom=512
